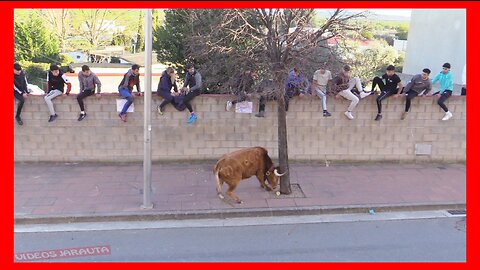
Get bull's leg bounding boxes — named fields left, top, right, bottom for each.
left=256, top=173, right=271, bottom=191
left=215, top=171, right=225, bottom=199
left=226, top=182, right=243, bottom=204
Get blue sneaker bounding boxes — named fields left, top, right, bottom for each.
left=187, top=113, right=197, bottom=124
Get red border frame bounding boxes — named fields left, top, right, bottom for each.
left=6, top=1, right=476, bottom=269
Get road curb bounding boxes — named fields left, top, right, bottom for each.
left=14, top=202, right=466, bottom=225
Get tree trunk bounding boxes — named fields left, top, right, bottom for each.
left=136, top=12, right=144, bottom=53
left=60, top=9, right=67, bottom=53
left=276, top=82, right=291, bottom=195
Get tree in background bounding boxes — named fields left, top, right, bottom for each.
left=153, top=9, right=192, bottom=76
left=14, top=15, right=60, bottom=63
left=184, top=9, right=365, bottom=194
left=38, top=9, right=71, bottom=53
left=343, top=39, right=402, bottom=81
left=134, top=11, right=145, bottom=53
left=63, top=9, right=149, bottom=53
left=71, top=10, right=120, bottom=49
left=395, top=24, right=409, bottom=40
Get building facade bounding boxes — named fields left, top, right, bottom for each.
left=403, top=9, right=466, bottom=84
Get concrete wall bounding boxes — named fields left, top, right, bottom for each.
left=14, top=93, right=466, bottom=163
left=403, top=9, right=466, bottom=84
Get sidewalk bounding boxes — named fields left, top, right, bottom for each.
left=14, top=162, right=466, bottom=224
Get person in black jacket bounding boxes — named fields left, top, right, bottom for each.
left=226, top=68, right=257, bottom=111
left=44, top=64, right=72, bottom=122
left=157, top=67, right=178, bottom=115
left=371, top=65, right=403, bottom=121
left=14, top=63, right=29, bottom=125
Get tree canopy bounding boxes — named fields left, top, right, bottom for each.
left=14, top=14, right=60, bottom=63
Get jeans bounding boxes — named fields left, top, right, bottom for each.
left=314, top=85, right=328, bottom=111
left=437, top=90, right=452, bottom=112
left=158, top=90, right=175, bottom=110
left=346, top=77, right=363, bottom=92
left=44, top=89, right=63, bottom=115
left=183, top=89, right=201, bottom=113
left=338, top=89, right=359, bottom=112
left=119, top=87, right=134, bottom=114
left=376, top=90, right=396, bottom=114
left=14, top=91, right=25, bottom=117
left=77, top=89, right=95, bottom=112
left=405, top=90, right=419, bottom=112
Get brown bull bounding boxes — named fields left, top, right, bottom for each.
left=214, top=147, right=285, bottom=204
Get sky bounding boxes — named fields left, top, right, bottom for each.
left=347, top=9, right=412, bottom=17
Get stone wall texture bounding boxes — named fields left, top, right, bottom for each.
left=14, top=93, right=466, bottom=162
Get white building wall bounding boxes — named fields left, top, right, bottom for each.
left=403, top=9, right=466, bottom=84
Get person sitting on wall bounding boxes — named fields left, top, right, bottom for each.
left=284, top=67, right=310, bottom=112
left=226, top=67, right=257, bottom=112
left=181, top=63, right=202, bottom=124
left=76, top=65, right=102, bottom=121
left=331, top=65, right=371, bottom=120
left=401, top=68, right=432, bottom=120
left=312, top=65, right=333, bottom=117
left=371, top=65, right=403, bottom=121
left=157, top=66, right=180, bottom=115
left=44, top=64, right=72, bottom=123
left=14, top=63, right=30, bottom=125
left=430, top=62, right=454, bottom=121
left=118, top=64, right=142, bottom=122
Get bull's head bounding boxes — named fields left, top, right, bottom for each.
left=265, top=165, right=286, bottom=189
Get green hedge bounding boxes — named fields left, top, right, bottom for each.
left=18, top=61, right=49, bottom=90
left=17, top=60, right=75, bottom=90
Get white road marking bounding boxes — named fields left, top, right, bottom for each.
left=14, top=210, right=464, bottom=233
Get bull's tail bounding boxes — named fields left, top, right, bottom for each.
left=215, top=170, right=225, bottom=199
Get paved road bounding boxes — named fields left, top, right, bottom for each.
left=14, top=211, right=466, bottom=262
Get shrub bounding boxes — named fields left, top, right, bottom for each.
left=17, top=61, right=49, bottom=90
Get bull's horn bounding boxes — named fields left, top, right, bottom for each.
left=274, top=169, right=286, bottom=177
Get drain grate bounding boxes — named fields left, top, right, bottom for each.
left=447, top=209, right=466, bottom=215
left=269, top=183, right=306, bottom=199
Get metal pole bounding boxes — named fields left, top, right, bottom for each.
left=142, top=9, right=153, bottom=209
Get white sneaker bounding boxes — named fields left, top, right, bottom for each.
left=344, top=111, right=354, bottom=120
left=226, top=101, right=233, bottom=111
left=442, top=111, right=453, bottom=121
left=359, top=91, right=371, bottom=99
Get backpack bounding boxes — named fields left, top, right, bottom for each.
left=173, top=95, right=186, bottom=111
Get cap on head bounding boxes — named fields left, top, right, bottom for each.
left=14, top=63, right=22, bottom=71
left=442, top=63, right=451, bottom=69
left=422, top=68, right=431, bottom=74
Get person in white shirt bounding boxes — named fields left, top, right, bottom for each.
left=312, top=66, right=332, bottom=117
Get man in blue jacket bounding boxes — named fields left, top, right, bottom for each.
left=157, top=66, right=178, bottom=114
left=431, top=63, right=454, bottom=121
left=284, top=68, right=310, bottom=112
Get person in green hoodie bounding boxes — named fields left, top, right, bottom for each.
left=431, top=63, right=454, bottom=121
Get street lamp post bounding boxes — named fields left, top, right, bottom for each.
left=141, top=9, right=153, bottom=209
